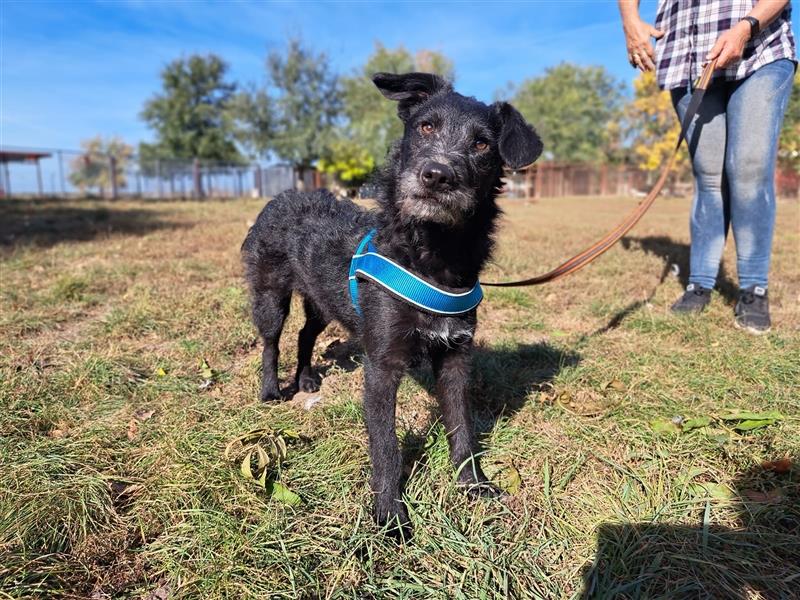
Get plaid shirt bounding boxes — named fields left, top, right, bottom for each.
left=654, top=0, right=797, bottom=90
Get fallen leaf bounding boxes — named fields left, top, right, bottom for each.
left=156, top=367, right=167, bottom=377
left=240, top=450, right=254, bottom=479
left=266, top=480, right=301, bottom=505
left=200, top=358, right=214, bottom=380
left=651, top=419, right=680, bottom=434
left=718, top=410, right=783, bottom=422
left=733, top=419, right=778, bottom=431
left=682, top=416, right=712, bottom=431
left=688, top=482, right=732, bottom=500
left=742, top=488, right=784, bottom=503
left=134, top=408, right=155, bottom=421
left=602, top=379, right=626, bottom=392
left=495, top=464, right=522, bottom=495
left=127, top=419, right=138, bottom=441
left=761, top=458, right=793, bottom=473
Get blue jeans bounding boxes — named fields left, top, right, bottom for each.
left=671, top=58, right=795, bottom=290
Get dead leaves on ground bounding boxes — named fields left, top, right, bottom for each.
left=224, top=427, right=303, bottom=505
left=651, top=410, right=785, bottom=437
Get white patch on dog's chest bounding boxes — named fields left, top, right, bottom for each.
left=415, top=320, right=474, bottom=347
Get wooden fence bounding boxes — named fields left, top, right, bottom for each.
left=504, top=162, right=799, bottom=199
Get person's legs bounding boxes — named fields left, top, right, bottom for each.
left=670, top=83, right=729, bottom=311
left=724, top=59, right=795, bottom=333
left=725, top=59, right=794, bottom=290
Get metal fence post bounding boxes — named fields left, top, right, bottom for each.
left=193, top=158, right=203, bottom=198
left=57, top=150, right=66, bottom=195
left=109, top=155, right=118, bottom=199
left=36, top=159, right=44, bottom=197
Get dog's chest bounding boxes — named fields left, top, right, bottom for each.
left=415, top=318, right=474, bottom=347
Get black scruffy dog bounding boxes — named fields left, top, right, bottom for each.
left=242, top=72, right=542, bottom=538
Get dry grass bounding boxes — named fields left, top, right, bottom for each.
left=1, top=194, right=798, bottom=599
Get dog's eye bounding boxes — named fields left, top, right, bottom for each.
left=419, top=122, right=435, bottom=135
left=474, top=140, right=489, bottom=152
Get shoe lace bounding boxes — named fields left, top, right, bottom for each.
left=740, top=291, right=755, bottom=305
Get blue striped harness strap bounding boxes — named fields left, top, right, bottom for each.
left=348, top=229, right=483, bottom=316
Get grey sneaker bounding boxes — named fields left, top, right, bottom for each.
left=734, top=285, right=771, bottom=334
left=671, top=283, right=713, bottom=314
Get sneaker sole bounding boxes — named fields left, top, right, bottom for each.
left=734, top=319, right=771, bottom=335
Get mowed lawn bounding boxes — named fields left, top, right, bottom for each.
left=1, top=193, right=798, bottom=599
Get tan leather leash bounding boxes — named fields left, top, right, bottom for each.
left=483, top=59, right=718, bottom=288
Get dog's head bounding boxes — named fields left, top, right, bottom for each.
left=373, top=71, right=543, bottom=226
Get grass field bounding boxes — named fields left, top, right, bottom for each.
left=1, top=194, right=798, bottom=599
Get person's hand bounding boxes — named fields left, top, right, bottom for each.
left=623, top=17, right=665, bottom=71
left=707, top=21, right=751, bottom=68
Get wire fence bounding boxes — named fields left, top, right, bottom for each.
left=2, top=146, right=798, bottom=200
left=0, top=146, right=300, bottom=199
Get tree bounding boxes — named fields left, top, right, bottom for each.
left=267, top=39, right=340, bottom=184
left=627, top=70, right=688, bottom=181
left=339, top=44, right=455, bottom=166
left=511, top=63, right=625, bottom=163
left=139, top=54, right=242, bottom=164
left=69, top=136, right=133, bottom=197
left=778, top=71, right=800, bottom=182
left=228, top=85, right=273, bottom=160
left=317, top=137, right=375, bottom=193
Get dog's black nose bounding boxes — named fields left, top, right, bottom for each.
left=419, top=162, right=454, bottom=190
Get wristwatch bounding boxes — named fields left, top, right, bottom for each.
left=742, top=16, right=760, bottom=39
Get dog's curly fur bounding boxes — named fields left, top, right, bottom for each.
left=242, top=72, right=542, bottom=538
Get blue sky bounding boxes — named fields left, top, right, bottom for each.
left=1, top=1, right=796, bottom=151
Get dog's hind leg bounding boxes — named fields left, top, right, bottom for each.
left=431, top=345, right=504, bottom=499
left=295, top=298, right=328, bottom=393
left=251, top=281, right=292, bottom=402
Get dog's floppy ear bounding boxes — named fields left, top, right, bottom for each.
left=372, top=72, right=452, bottom=119
left=492, top=102, right=543, bottom=170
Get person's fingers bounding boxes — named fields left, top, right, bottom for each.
left=717, top=46, right=735, bottom=68
left=641, top=53, right=656, bottom=71
left=706, top=37, right=726, bottom=60
left=649, top=26, right=665, bottom=39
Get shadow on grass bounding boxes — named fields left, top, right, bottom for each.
left=0, top=197, right=186, bottom=250
left=401, top=342, right=582, bottom=475
left=588, top=235, right=739, bottom=335
left=582, top=460, right=800, bottom=599
left=621, top=235, right=738, bottom=303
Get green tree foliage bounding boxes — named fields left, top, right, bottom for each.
left=339, top=44, right=455, bottom=166
left=512, top=63, right=625, bottom=163
left=267, top=39, right=340, bottom=175
left=228, top=85, right=273, bottom=160
left=779, top=71, right=800, bottom=176
left=317, top=137, right=375, bottom=191
left=69, top=136, right=133, bottom=196
left=139, top=54, right=242, bottom=164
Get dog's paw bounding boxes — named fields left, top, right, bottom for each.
left=259, top=386, right=283, bottom=403
left=374, top=500, right=412, bottom=543
left=376, top=513, right=413, bottom=543
left=297, top=376, right=320, bottom=393
left=462, top=481, right=507, bottom=500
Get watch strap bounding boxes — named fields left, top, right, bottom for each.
left=742, top=16, right=760, bottom=39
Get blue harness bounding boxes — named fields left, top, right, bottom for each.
left=348, top=229, right=483, bottom=316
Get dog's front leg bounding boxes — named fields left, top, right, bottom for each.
left=432, top=345, right=504, bottom=498
left=363, top=352, right=411, bottom=539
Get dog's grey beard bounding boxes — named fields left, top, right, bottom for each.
left=396, top=176, right=474, bottom=226
left=397, top=196, right=464, bottom=226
